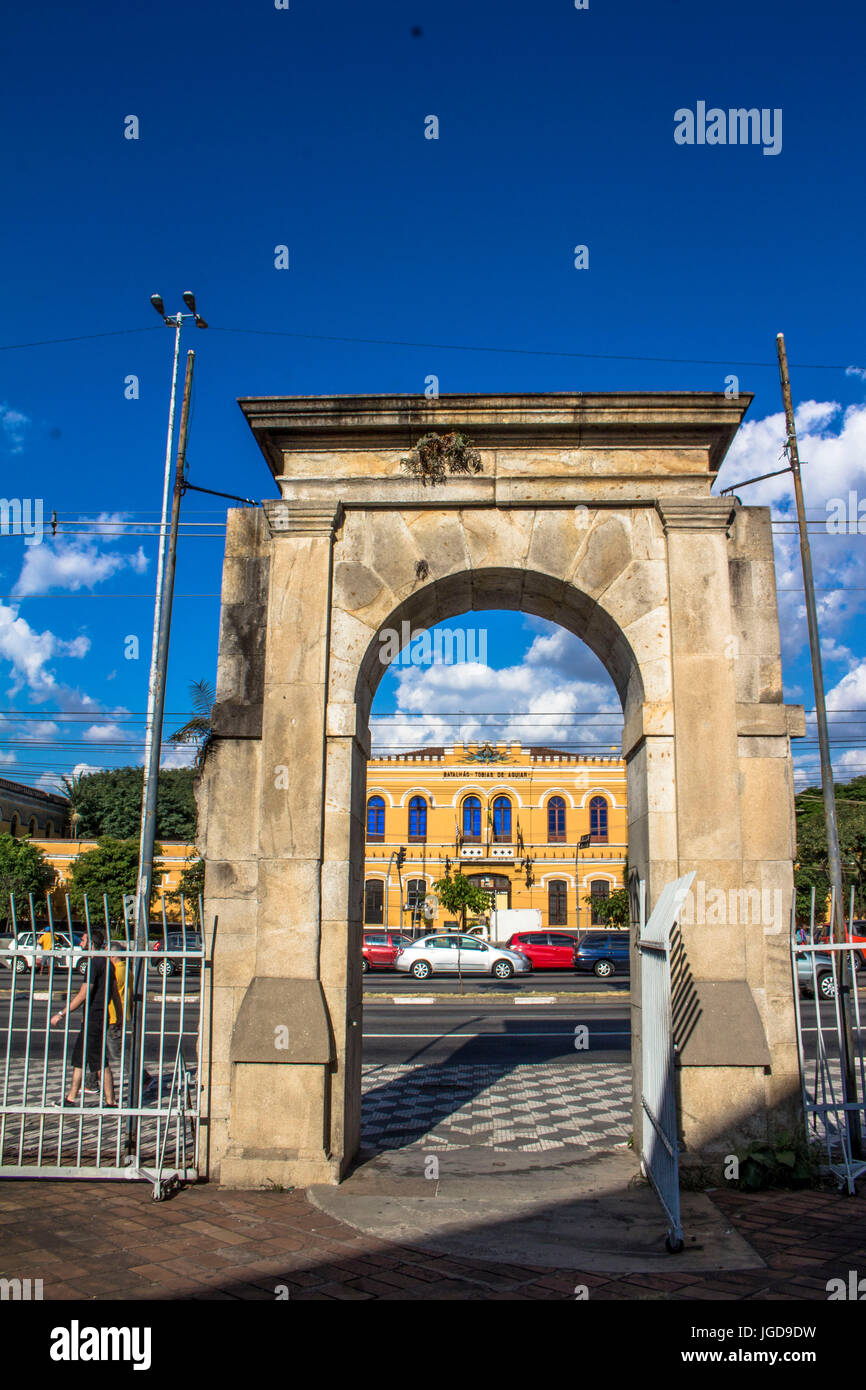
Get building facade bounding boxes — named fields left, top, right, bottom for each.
left=363, top=741, right=626, bottom=933
left=0, top=778, right=69, bottom=840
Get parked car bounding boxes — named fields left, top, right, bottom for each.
left=362, top=930, right=413, bottom=972
left=394, top=933, right=532, bottom=981
left=795, top=951, right=837, bottom=1000
left=505, top=930, right=578, bottom=970
left=1, top=929, right=86, bottom=975
left=150, top=932, right=203, bottom=977
left=814, top=923, right=866, bottom=972
left=574, top=930, right=630, bottom=978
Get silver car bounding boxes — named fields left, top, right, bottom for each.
left=394, top=933, right=532, bottom=981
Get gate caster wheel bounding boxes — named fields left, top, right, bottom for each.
left=665, top=1235, right=684, bottom=1254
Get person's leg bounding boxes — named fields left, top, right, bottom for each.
left=66, top=1066, right=83, bottom=1101
left=101, top=1065, right=116, bottom=1106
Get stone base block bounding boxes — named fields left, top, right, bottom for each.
left=218, top=1147, right=345, bottom=1189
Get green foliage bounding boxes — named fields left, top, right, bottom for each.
left=62, top=766, right=197, bottom=841
left=583, top=886, right=630, bottom=928
left=795, top=776, right=866, bottom=921
left=734, top=1131, right=820, bottom=1191
left=68, top=836, right=160, bottom=924
left=171, top=857, right=205, bottom=911
left=400, top=432, right=483, bottom=487
left=432, top=872, right=491, bottom=930
left=0, top=834, right=55, bottom=923
left=168, top=679, right=215, bottom=770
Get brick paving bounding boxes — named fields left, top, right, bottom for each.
left=1, top=1178, right=865, bottom=1301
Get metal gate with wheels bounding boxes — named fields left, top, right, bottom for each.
left=0, top=891, right=207, bottom=1200
left=637, top=871, right=696, bottom=1253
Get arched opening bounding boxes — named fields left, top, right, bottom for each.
left=358, top=584, right=634, bottom=1170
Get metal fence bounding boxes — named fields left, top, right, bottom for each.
left=792, top=888, right=866, bottom=1194
left=638, top=871, right=695, bottom=1254
left=0, top=891, right=207, bottom=1198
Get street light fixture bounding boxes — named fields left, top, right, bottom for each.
left=576, top=832, right=592, bottom=934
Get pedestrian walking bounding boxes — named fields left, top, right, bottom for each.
left=37, top=925, right=54, bottom=974
left=50, top=927, right=122, bottom=1107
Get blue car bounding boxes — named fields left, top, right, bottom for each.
left=575, top=931, right=630, bottom=978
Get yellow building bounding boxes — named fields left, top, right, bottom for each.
left=30, top=840, right=197, bottom=922
left=364, top=741, right=626, bottom=933
left=0, top=777, right=68, bottom=839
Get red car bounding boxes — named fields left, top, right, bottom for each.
left=504, top=930, right=579, bottom=969
left=362, top=930, right=413, bottom=972
left=815, top=922, right=866, bottom=972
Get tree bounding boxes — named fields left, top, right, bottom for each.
left=583, top=886, right=630, bottom=928
left=68, top=836, right=161, bottom=926
left=794, top=778, right=866, bottom=923
left=169, top=679, right=215, bottom=770
left=432, top=873, right=491, bottom=933
left=62, top=766, right=197, bottom=840
left=0, top=834, right=55, bottom=925
left=170, top=857, right=205, bottom=916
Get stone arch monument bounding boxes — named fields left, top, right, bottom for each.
left=198, top=392, right=805, bottom=1187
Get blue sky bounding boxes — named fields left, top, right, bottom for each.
left=1, top=0, right=864, bottom=793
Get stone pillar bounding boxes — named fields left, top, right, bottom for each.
left=211, top=501, right=347, bottom=1188
left=656, top=497, right=800, bottom=1157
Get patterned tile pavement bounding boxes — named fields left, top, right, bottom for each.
left=360, top=1060, right=632, bottom=1152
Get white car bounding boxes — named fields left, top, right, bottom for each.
left=394, top=932, right=533, bottom=981
left=1, top=930, right=87, bottom=975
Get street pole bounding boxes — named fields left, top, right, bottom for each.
left=127, top=343, right=195, bottom=1155
left=576, top=833, right=591, bottom=934
left=776, top=331, right=860, bottom=1157
left=135, top=345, right=195, bottom=942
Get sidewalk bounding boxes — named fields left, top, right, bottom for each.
left=1, top=1177, right=864, bottom=1300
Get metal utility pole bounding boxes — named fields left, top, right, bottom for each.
left=134, top=294, right=207, bottom=946
left=776, top=331, right=860, bottom=1156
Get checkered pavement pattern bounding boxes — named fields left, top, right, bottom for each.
left=360, top=1060, right=633, bottom=1152
left=1, top=1057, right=193, bottom=1169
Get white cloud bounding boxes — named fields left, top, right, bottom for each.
left=0, top=404, right=30, bottom=454
left=14, top=520, right=149, bottom=596
left=373, top=621, right=621, bottom=753
left=0, top=602, right=89, bottom=698
left=82, top=723, right=128, bottom=744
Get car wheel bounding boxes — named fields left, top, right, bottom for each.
left=14, top=956, right=28, bottom=974
left=411, top=960, right=431, bottom=980
left=818, top=971, right=836, bottom=1000
left=77, top=960, right=89, bottom=976
left=853, top=954, right=863, bottom=974
left=593, top=959, right=614, bottom=978
left=362, top=957, right=369, bottom=973
left=493, top=960, right=514, bottom=980
left=157, top=959, right=174, bottom=978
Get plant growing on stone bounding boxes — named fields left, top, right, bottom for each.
left=734, top=1131, right=820, bottom=1191
left=401, top=432, right=483, bottom=487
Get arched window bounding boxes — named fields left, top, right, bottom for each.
left=364, top=879, right=384, bottom=924
left=408, top=796, right=427, bottom=841
left=45, top=822, right=53, bottom=839
left=462, top=795, right=481, bottom=841
left=590, top=879, right=610, bottom=925
left=590, top=796, right=608, bottom=843
left=9, top=814, right=19, bottom=837
left=548, top=796, right=566, bottom=843
left=366, top=796, right=385, bottom=841
left=492, top=795, right=512, bottom=842
left=28, top=818, right=37, bottom=837
left=548, top=879, right=568, bottom=926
